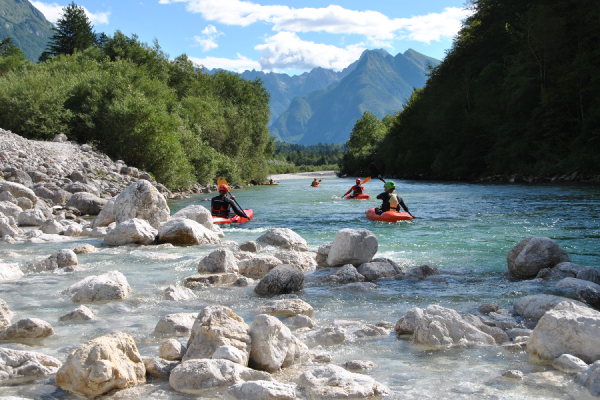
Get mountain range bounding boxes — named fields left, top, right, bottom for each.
left=0, top=0, right=53, bottom=61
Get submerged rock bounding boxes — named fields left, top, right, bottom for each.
left=56, top=332, right=146, bottom=398
left=507, top=236, right=570, bottom=278
left=0, top=263, right=23, bottom=281
left=59, top=305, right=94, bottom=321
left=536, top=261, right=600, bottom=284
left=340, top=360, right=375, bottom=372
left=326, top=229, right=378, bottom=267
left=356, top=261, right=400, bottom=281
left=162, top=285, right=198, bottom=302
left=25, top=249, right=79, bottom=273
left=62, top=271, right=131, bottom=303
left=403, top=264, right=439, bottom=281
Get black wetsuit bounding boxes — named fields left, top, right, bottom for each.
left=211, top=195, right=245, bottom=218
left=376, top=192, right=409, bottom=214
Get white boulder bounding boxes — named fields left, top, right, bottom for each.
left=238, top=255, right=281, bottom=279
left=104, top=218, right=157, bottom=246
left=154, top=313, right=196, bottom=337
left=256, top=228, right=308, bottom=251
left=248, top=314, right=294, bottom=373
left=0, top=318, right=55, bottom=341
left=223, top=380, right=296, bottom=400
left=212, top=345, right=245, bottom=365
left=297, top=365, right=389, bottom=399
left=0, top=182, right=37, bottom=205
left=113, top=180, right=170, bottom=229
left=0, top=201, right=23, bottom=220
left=92, top=198, right=115, bottom=228
left=55, top=332, right=145, bottom=398
left=17, top=209, right=45, bottom=226
left=326, top=229, right=378, bottom=267
left=171, top=205, right=221, bottom=234
left=62, top=271, right=131, bottom=303
left=162, top=285, right=198, bottom=302
left=158, top=218, right=220, bottom=246
left=258, top=299, right=314, bottom=318
left=0, top=347, right=61, bottom=381
left=40, top=219, right=65, bottom=235
left=198, top=248, right=238, bottom=273
left=159, top=339, right=186, bottom=361
left=59, top=305, right=94, bottom=321
left=553, top=354, right=588, bottom=373
left=274, top=251, right=317, bottom=272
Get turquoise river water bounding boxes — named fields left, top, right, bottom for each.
left=0, top=177, right=599, bottom=399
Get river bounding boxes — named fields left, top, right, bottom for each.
left=1, top=177, right=599, bottom=399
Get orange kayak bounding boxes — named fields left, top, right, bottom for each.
left=345, top=194, right=370, bottom=200
left=365, top=208, right=412, bottom=222
left=213, top=209, right=253, bottom=224
left=311, top=184, right=319, bottom=187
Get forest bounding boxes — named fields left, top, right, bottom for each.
left=0, top=4, right=271, bottom=189
left=340, top=0, right=600, bottom=180
left=267, top=143, right=345, bottom=174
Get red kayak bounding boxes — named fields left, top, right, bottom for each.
left=213, top=209, right=253, bottom=224
left=365, top=208, right=412, bottom=222
left=345, top=194, right=370, bottom=200
left=311, top=184, right=319, bottom=187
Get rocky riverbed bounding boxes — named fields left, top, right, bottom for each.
left=0, top=130, right=600, bottom=399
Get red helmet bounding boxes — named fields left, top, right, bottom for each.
left=356, top=178, right=361, bottom=184
left=219, top=184, right=229, bottom=192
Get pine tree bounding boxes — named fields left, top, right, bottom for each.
left=44, top=2, right=96, bottom=58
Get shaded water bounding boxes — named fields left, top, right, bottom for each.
left=1, top=177, right=599, bottom=399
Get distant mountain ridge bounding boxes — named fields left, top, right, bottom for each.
left=0, top=0, right=54, bottom=61
left=270, top=49, right=440, bottom=145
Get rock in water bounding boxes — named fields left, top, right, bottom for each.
left=59, top=305, right=94, bottom=322
left=184, top=306, right=251, bottom=366
left=157, top=219, right=220, bottom=246
left=238, top=255, right=281, bottom=279
left=171, top=204, right=220, bottom=233
left=198, top=248, right=238, bottom=273
left=62, top=271, right=131, bottom=302
left=514, top=294, right=587, bottom=319
left=113, top=180, right=170, bottom=229
left=0, top=347, right=62, bottom=381
left=248, top=314, right=294, bottom=373
left=297, top=364, right=389, bottom=399
left=56, top=332, right=145, bottom=398
left=255, top=265, right=304, bottom=296
left=258, top=299, right=314, bottom=318
left=0, top=318, right=55, bottom=341
left=274, top=251, right=317, bottom=272
left=154, top=313, right=196, bottom=337
left=326, top=229, right=378, bottom=267
left=144, top=357, right=179, bottom=381
left=169, top=359, right=272, bottom=394
left=507, top=237, right=570, bottom=278
left=0, top=263, right=23, bottom=281
left=0, top=298, right=12, bottom=330
left=256, top=228, right=309, bottom=251
left=223, top=380, right=296, bottom=400
left=527, top=301, right=600, bottom=364
left=66, top=192, right=107, bottom=215
left=356, top=261, right=399, bottom=281
left=104, top=218, right=157, bottom=246
left=159, top=339, right=186, bottom=361
left=162, top=285, right=198, bottom=302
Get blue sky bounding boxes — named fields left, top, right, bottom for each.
left=31, top=0, right=471, bottom=75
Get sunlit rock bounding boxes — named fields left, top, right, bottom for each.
left=326, top=229, right=378, bottom=267
left=258, top=299, right=314, bottom=318
left=274, top=251, right=317, bottom=272
left=256, top=228, right=308, bottom=251
left=507, top=236, right=570, bottom=278
left=113, top=180, right=170, bottom=229
left=238, top=255, right=281, bottom=279
left=59, top=305, right=94, bottom=322
left=62, top=271, right=131, bottom=303
left=198, top=248, right=238, bottom=273
left=0, top=347, right=61, bottom=381
left=154, top=313, right=196, bottom=337
left=297, top=364, right=389, bottom=399
left=223, top=380, right=296, bottom=400
left=104, top=218, right=157, bottom=246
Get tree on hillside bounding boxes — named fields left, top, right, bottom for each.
left=40, top=2, right=96, bottom=61
left=0, top=38, right=29, bottom=74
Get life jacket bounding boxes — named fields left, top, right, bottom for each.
left=211, top=196, right=230, bottom=217
left=311, top=181, right=318, bottom=186
left=389, top=193, right=400, bottom=211
left=352, top=185, right=364, bottom=195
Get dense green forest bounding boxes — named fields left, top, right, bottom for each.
left=267, top=143, right=344, bottom=174
left=341, top=0, right=600, bottom=180
left=0, top=5, right=271, bottom=189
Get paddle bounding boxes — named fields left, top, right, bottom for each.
left=216, top=177, right=250, bottom=220
left=341, top=176, right=371, bottom=198
left=367, top=165, right=415, bottom=218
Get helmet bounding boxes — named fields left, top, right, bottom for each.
left=384, top=181, right=396, bottom=190
left=356, top=178, right=361, bottom=184
left=219, top=184, right=229, bottom=193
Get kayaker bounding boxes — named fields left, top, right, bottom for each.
left=311, top=178, right=319, bottom=187
left=376, top=181, right=410, bottom=215
left=344, top=178, right=365, bottom=198
left=211, top=184, right=246, bottom=218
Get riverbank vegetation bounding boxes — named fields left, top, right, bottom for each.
left=341, top=0, right=600, bottom=180
left=0, top=4, right=271, bottom=189
left=267, top=142, right=344, bottom=174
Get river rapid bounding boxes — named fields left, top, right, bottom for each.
left=1, top=177, right=599, bottom=399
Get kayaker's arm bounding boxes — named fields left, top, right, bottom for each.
left=225, top=197, right=247, bottom=218
left=398, top=198, right=410, bottom=213
left=344, top=187, right=353, bottom=196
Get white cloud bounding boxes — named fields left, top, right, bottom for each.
left=255, top=32, right=365, bottom=71
left=192, top=24, right=223, bottom=52
left=30, top=1, right=111, bottom=25
left=159, top=0, right=472, bottom=43
left=189, top=53, right=260, bottom=72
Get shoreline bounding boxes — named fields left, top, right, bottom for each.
left=269, top=170, right=339, bottom=181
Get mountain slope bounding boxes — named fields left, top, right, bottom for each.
left=0, top=0, right=54, bottom=61
left=270, top=49, right=440, bottom=145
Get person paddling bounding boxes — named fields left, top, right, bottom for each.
left=211, top=184, right=246, bottom=219
left=344, top=178, right=365, bottom=199
left=311, top=178, right=319, bottom=187
left=376, top=181, right=410, bottom=215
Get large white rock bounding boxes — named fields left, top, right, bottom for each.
left=223, top=380, right=296, bottom=400
left=248, top=314, right=294, bottom=373
left=256, top=228, right=308, bottom=251
left=162, top=285, right=198, bottom=302
left=198, top=248, right=238, bottom=273
left=0, top=347, right=61, bottom=381
left=238, top=255, right=281, bottom=279
left=326, top=229, right=378, bottom=267
left=297, top=365, right=389, bottom=400
left=514, top=294, right=587, bottom=319
left=413, top=305, right=496, bottom=349
left=507, top=236, right=571, bottom=278
left=0, top=318, right=55, bottom=341
left=212, top=345, right=245, bottom=364
left=0, top=213, right=18, bottom=237
left=157, top=219, right=220, bottom=246
left=55, top=332, right=145, bottom=398
left=104, top=218, right=157, bottom=246
left=0, top=182, right=37, bottom=205
left=274, top=251, right=317, bottom=272
left=92, top=198, right=115, bottom=228
left=527, top=301, right=600, bottom=364
left=62, top=271, right=131, bottom=303
left=171, top=205, right=221, bottom=234
left=184, top=306, right=251, bottom=366
left=258, top=299, right=314, bottom=318
left=17, top=209, right=45, bottom=226
left=0, top=263, right=23, bottom=282
left=395, top=307, right=425, bottom=335
left=154, top=313, right=197, bottom=337
left=304, top=327, right=347, bottom=347
left=159, top=339, right=186, bottom=361
left=169, top=359, right=271, bottom=394
left=0, top=201, right=23, bottom=220
left=113, top=180, right=170, bottom=229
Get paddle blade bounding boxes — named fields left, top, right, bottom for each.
left=362, top=177, right=371, bottom=184
left=318, top=179, right=322, bottom=182
left=217, top=176, right=228, bottom=186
